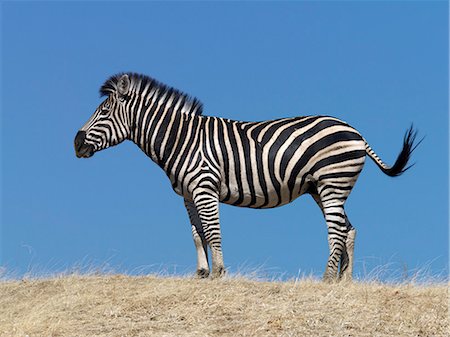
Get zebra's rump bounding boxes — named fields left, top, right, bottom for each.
left=213, top=116, right=366, bottom=209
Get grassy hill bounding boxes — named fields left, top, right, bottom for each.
left=0, top=274, right=447, bottom=336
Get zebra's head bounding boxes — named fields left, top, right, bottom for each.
left=74, top=74, right=132, bottom=158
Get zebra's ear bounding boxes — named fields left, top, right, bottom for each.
left=117, top=74, right=130, bottom=96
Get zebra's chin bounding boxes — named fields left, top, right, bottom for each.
left=75, top=144, right=95, bottom=158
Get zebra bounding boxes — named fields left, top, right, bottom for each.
left=74, top=72, right=419, bottom=281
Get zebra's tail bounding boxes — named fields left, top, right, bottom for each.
left=364, top=125, right=422, bottom=177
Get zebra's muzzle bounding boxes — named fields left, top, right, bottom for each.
left=74, top=131, right=95, bottom=158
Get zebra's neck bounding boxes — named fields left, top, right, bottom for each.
left=129, top=86, right=204, bottom=170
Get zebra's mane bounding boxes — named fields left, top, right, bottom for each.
left=99, top=72, right=204, bottom=116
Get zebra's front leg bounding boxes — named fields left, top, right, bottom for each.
left=184, top=199, right=209, bottom=278
left=192, top=189, right=225, bottom=279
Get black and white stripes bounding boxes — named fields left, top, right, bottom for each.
left=75, top=72, right=419, bottom=281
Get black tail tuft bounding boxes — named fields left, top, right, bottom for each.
left=382, top=125, right=422, bottom=177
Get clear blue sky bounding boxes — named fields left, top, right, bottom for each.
left=1, top=2, right=448, bottom=281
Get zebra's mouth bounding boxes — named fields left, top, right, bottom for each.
left=74, top=131, right=95, bottom=158
left=75, top=144, right=94, bottom=158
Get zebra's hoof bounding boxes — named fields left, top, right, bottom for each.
left=211, top=266, right=226, bottom=279
left=322, top=274, right=338, bottom=283
left=196, top=268, right=210, bottom=278
left=339, top=273, right=353, bottom=283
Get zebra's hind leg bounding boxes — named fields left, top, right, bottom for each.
left=339, top=218, right=356, bottom=281
left=311, top=193, right=349, bottom=282
left=184, top=199, right=210, bottom=278
left=192, top=190, right=225, bottom=279
left=319, top=196, right=350, bottom=282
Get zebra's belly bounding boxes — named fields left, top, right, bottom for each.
left=219, top=176, right=311, bottom=209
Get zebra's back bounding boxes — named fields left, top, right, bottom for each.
left=206, top=115, right=366, bottom=209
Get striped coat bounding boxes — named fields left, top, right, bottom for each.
left=75, top=73, right=418, bottom=281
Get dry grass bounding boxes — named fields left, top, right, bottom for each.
left=0, top=273, right=447, bottom=337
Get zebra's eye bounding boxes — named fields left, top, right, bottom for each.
left=100, top=102, right=111, bottom=115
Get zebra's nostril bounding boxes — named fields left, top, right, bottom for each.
left=74, top=130, right=94, bottom=158
left=74, top=131, right=86, bottom=148
left=74, top=131, right=87, bottom=153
